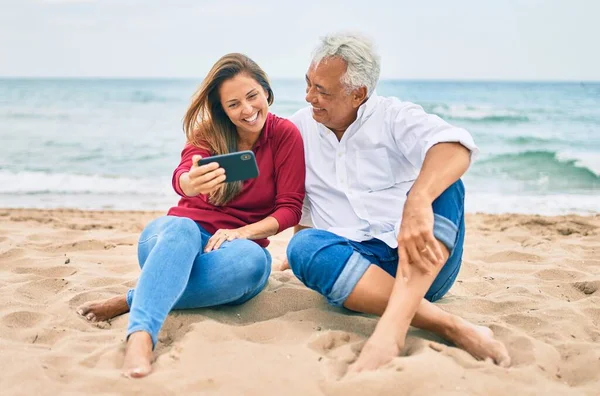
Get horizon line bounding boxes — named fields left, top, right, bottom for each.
left=0, top=76, right=599, bottom=84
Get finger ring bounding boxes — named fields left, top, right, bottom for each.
left=420, top=247, right=427, bottom=253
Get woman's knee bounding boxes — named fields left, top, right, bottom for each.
left=138, top=216, right=202, bottom=268
left=140, top=216, right=199, bottom=242
left=234, top=240, right=271, bottom=286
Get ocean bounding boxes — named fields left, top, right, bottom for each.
left=0, top=78, right=598, bottom=215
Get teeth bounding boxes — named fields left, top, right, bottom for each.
left=244, top=113, right=258, bottom=122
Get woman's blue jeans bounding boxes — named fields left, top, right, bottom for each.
left=126, top=216, right=272, bottom=347
left=287, top=180, right=465, bottom=307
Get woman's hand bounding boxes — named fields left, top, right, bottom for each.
left=204, top=228, right=248, bottom=252
left=180, top=155, right=226, bottom=197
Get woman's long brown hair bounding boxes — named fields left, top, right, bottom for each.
left=183, top=53, right=274, bottom=206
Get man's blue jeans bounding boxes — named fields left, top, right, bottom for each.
left=287, top=180, right=465, bottom=307
left=126, top=216, right=272, bottom=347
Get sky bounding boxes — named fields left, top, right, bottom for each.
left=1, top=0, right=599, bottom=81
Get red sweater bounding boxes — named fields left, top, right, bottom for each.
left=168, top=113, right=305, bottom=247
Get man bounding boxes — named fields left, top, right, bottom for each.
left=284, top=32, right=511, bottom=372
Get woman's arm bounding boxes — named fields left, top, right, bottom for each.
left=267, top=119, right=306, bottom=232
left=205, top=119, right=306, bottom=252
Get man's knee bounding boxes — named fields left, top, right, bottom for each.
left=286, top=229, right=354, bottom=298
left=286, top=229, right=325, bottom=279
left=432, top=179, right=465, bottom=255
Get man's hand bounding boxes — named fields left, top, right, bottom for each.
left=397, top=195, right=445, bottom=278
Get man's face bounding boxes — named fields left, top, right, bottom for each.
left=304, top=57, right=361, bottom=134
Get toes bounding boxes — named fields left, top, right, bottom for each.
left=428, top=342, right=445, bottom=352
left=123, top=367, right=150, bottom=379
left=496, top=353, right=511, bottom=368
left=86, top=313, right=96, bottom=322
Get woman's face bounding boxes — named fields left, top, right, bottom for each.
left=219, top=73, right=269, bottom=136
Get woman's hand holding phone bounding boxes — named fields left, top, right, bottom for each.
left=180, top=155, right=226, bottom=197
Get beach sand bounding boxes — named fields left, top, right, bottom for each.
left=1, top=208, right=599, bottom=395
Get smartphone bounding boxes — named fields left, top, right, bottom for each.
left=198, top=150, right=259, bottom=183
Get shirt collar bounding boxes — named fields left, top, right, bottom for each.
left=316, top=92, right=380, bottom=139
left=253, top=112, right=272, bottom=149
left=356, top=90, right=379, bottom=121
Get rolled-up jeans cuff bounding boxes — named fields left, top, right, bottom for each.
left=126, top=289, right=134, bottom=308
left=327, top=251, right=372, bottom=307
left=433, top=214, right=459, bottom=254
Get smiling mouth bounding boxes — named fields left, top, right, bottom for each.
left=312, top=107, right=325, bottom=112
left=244, top=112, right=259, bottom=123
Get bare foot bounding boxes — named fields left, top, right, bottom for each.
left=446, top=318, right=511, bottom=367
left=273, top=258, right=290, bottom=271
left=76, top=295, right=129, bottom=323
left=347, top=336, right=401, bottom=374
left=122, top=331, right=154, bottom=378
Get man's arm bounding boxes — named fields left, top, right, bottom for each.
left=399, top=142, right=470, bottom=275
left=348, top=141, right=471, bottom=372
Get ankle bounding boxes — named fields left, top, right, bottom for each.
left=443, top=315, right=465, bottom=340
left=127, top=331, right=153, bottom=347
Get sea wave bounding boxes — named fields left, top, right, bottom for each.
left=427, top=104, right=530, bottom=123
left=471, top=150, right=600, bottom=191
left=130, top=90, right=174, bottom=104
left=0, top=170, right=171, bottom=195
left=1, top=111, right=71, bottom=121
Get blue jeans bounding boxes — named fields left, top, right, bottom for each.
left=126, top=216, right=272, bottom=347
left=287, top=180, right=465, bottom=307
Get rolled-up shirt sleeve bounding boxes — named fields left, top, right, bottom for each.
left=391, top=103, right=479, bottom=169
left=171, top=144, right=211, bottom=197
left=298, top=195, right=313, bottom=227
left=269, top=122, right=306, bottom=232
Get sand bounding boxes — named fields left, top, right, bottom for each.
left=0, top=208, right=599, bottom=395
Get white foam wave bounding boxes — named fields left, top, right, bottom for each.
left=431, top=104, right=526, bottom=121
left=0, top=170, right=171, bottom=195
left=556, top=150, right=600, bottom=176
left=466, top=192, right=599, bottom=215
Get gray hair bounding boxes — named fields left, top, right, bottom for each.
left=311, top=32, right=381, bottom=96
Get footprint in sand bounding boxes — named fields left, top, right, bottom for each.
left=270, top=271, right=295, bottom=284
left=84, top=276, right=126, bottom=288
left=12, top=265, right=77, bottom=278
left=486, top=250, right=542, bottom=263
left=1, top=310, right=49, bottom=328
left=16, top=278, right=69, bottom=300
left=308, top=331, right=363, bottom=379
left=48, top=239, right=114, bottom=253
left=0, top=247, right=27, bottom=262
left=535, top=268, right=586, bottom=281
left=572, top=280, right=599, bottom=296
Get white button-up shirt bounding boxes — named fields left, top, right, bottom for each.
left=290, top=93, right=478, bottom=248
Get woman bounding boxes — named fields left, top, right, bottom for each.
left=76, top=53, right=305, bottom=378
